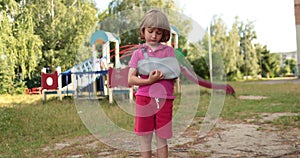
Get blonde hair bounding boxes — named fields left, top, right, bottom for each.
left=139, top=9, right=171, bottom=42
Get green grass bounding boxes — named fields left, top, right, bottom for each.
left=273, top=115, right=300, bottom=127
left=0, top=80, right=299, bottom=157
left=221, top=81, right=300, bottom=122
left=0, top=96, right=89, bottom=157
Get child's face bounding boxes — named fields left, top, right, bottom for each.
left=144, top=27, right=163, bottom=45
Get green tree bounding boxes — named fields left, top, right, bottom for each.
left=13, top=5, right=43, bottom=79
left=199, top=16, right=243, bottom=80
left=255, top=44, right=281, bottom=78
left=199, top=16, right=228, bottom=80
left=0, top=11, right=16, bottom=94
left=28, top=0, right=98, bottom=71
left=268, top=53, right=281, bottom=77
left=223, top=17, right=243, bottom=80
left=285, top=58, right=297, bottom=74
left=187, top=41, right=209, bottom=79
left=98, top=0, right=190, bottom=46
left=238, top=20, right=259, bottom=78
left=0, top=0, right=98, bottom=93
left=0, top=0, right=42, bottom=94
left=188, top=16, right=263, bottom=81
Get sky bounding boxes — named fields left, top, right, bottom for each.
left=96, top=0, right=297, bottom=53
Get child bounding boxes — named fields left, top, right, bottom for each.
left=128, top=9, right=180, bottom=158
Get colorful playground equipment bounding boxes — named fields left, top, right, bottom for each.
left=41, top=30, right=133, bottom=102
left=41, top=26, right=235, bottom=102
left=25, top=87, right=42, bottom=95
left=41, top=66, right=75, bottom=101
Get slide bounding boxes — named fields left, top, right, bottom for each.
left=174, top=48, right=235, bottom=95
left=59, top=57, right=108, bottom=96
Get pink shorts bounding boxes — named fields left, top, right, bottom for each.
left=134, top=95, right=174, bottom=139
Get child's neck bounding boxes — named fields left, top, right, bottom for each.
left=145, top=42, right=160, bottom=51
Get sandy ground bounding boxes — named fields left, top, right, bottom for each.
left=171, top=119, right=300, bottom=157
left=42, top=112, right=300, bottom=158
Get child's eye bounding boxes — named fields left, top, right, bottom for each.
left=156, top=31, right=162, bottom=35
left=146, top=28, right=154, bottom=32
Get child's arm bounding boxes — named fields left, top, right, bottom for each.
left=128, top=68, right=164, bottom=86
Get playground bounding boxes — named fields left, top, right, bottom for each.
left=38, top=27, right=234, bottom=104
left=2, top=0, right=300, bottom=157
left=4, top=25, right=297, bottom=157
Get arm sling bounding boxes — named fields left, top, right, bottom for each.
left=137, top=47, right=181, bottom=79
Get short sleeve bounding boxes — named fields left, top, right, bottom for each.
left=128, top=49, right=140, bottom=68
left=166, top=46, right=175, bottom=57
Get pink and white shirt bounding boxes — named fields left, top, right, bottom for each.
left=129, top=44, right=176, bottom=99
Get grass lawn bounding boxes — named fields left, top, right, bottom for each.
left=222, top=81, right=300, bottom=122
left=0, top=96, right=90, bottom=157
left=0, top=80, right=299, bottom=157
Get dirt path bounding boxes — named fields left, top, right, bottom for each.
left=169, top=121, right=300, bottom=157
left=42, top=114, right=300, bottom=158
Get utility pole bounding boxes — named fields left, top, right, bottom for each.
left=208, top=23, right=213, bottom=81
left=244, top=39, right=248, bottom=80
left=295, top=0, right=300, bottom=78
left=51, top=0, right=54, bottom=18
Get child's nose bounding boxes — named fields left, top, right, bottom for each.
left=152, top=33, right=157, bottom=38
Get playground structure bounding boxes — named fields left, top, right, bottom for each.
left=41, top=26, right=235, bottom=103
left=25, top=87, right=42, bottom=95
left=41, top=30, right=131, bottom=103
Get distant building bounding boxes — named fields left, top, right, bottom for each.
left=275, top=51, right=297, bottom=67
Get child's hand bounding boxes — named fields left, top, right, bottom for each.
left=148, top=70, right=164, bottom=83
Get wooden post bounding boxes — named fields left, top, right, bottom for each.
left=115, top=41, right=121, bottom=68
left=57, top=66, right=62, bottom=101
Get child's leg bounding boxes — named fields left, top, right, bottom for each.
left=140, top=134, right=153, bottom=158
left=155, top=135, right=168, bottom=158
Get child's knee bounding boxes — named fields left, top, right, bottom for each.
left=140, top=134, right=153, bottom=151
left=155, top=135, right=167, bottom=147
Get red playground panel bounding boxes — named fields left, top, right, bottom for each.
left=25, top=87, right=43, bottom=95
left=41, top=71, right=59, bottom=90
